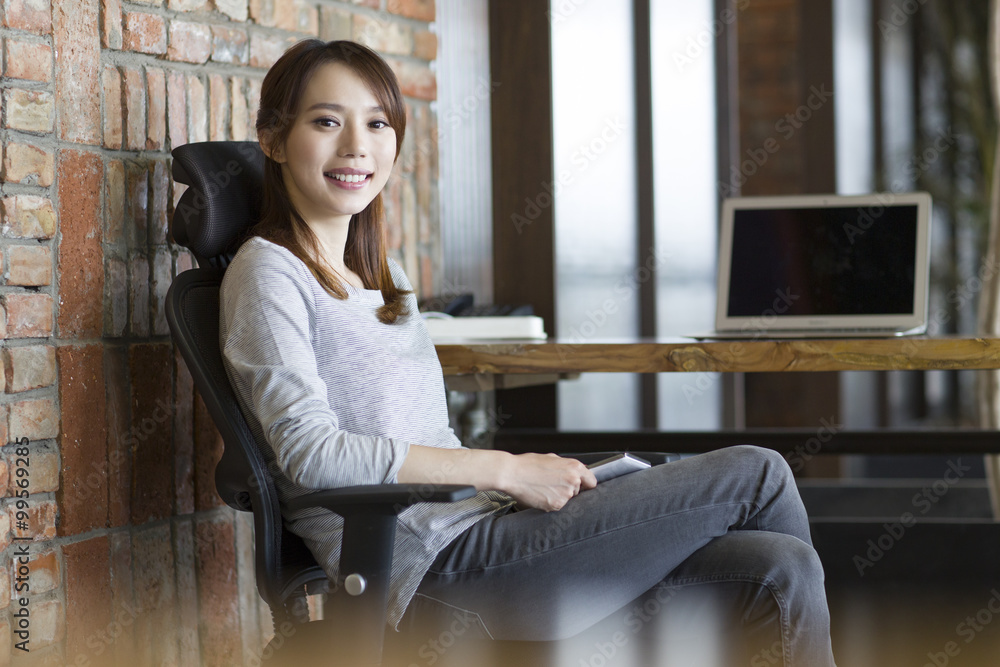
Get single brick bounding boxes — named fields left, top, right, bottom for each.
left=4, top=40, right=52, bottom=82
left=275, top=0, right=317, bottom=34
left=26, top=599, right=63, bottom=648
left=129, top=344, right=174, bottom=523
left=101, top=0, right=123, bottom=48
left=105, top=256, right=128, bottom=337
left=105, top=160, right=126, bottom=244
left=168, top=0, right=208, bottom=10
left=122, top=12, right=167, bottom=54
left=8, top=245, right=51, bottom=286
left=214, top=0, right=248, bottom=22
left=209, top=73, right=227, bottom=141
left=9, top=398, right=58, bottom=442
left=57, top=150, right=104, bottom=338
left=194, top=516, right=241, bottom=666
left=2, top=143, right=54, bottom=186
left=53, top=0, right=101, bottom=144
left=173, top=520, right=201, bottom=663
left=3, top=0, right=52, bottom=34
left=249, top=0, right=276, bottom=26
left=20, top=445, right=59, bottom=494
left=167, top=71, right=188, bottom=150
left=413, top=29, right=437, bottom=60
left=210, top=24, right=248, bottom=65
left=187, top=75, right=207, bottom=143
left=167, top=21, right=211, bottom=63
left=57, top=345, right=108, bottom=535
left=103, top=66, right=123, bottom=150
left=174, top=347, right=195, bottom=515
left=127, top=160, right=149, bottom=247
left=132, top=524, right=179, bottom=664
left=147, top=68, right=166, bottom=150
left=387, top=0, right=434, bottom=22
left=104, top=348, right=131, bottom=528
left=353, top=14, right=413, bottom=56
left=123, top=67, right=146, bottom=151
left=249, top=32, right=296, bottom=69
left=3, top=293, right=52, bottom=338
left=24, top=549, right=59, bottom=595
left=63, top=537, right=113, bottom=663
left=0, top=512, right=9, bottom=551
left=151, top=248, right=171, bottom=335
left=230, top=77, right=248, bottom=141
left=319, top=6, right=351, bottom=41
left=2, top=196, right=56, bottom=239
left=130, top=255, right=150, bottom=336
left=389, top=58, right=436, bottom=100
left=4, top=345, right=56, bottom=393
left=3, top=89, right=54, bottom=133
left=151, top=160, right=169, bottom=244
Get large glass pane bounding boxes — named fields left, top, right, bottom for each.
left=651, top=0, right=720, bottom=430
left=552, top=1, right=640, bottom=431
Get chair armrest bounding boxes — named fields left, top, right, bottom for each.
left=285, top=483, right=477, bottom=515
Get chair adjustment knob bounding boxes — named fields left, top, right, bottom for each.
left=344, top=574, right=366, bottom=596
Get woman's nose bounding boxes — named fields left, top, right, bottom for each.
left=338, top=122, right=367, bottom=158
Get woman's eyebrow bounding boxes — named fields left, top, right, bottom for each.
left=305, top=102, right=384, bottom=113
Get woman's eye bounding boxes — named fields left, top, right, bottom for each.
left=370, top=120, right=390, bottom=129
left=314, top=117, right=338, bottom=128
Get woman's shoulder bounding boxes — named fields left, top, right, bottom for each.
left=385, top=256, right=413, bottom=291
left=230, top=237, right=308, bottom=277
left=223, top=237, right=314, bottom=299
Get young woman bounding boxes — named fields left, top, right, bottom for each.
left=220, top=39, right=837, bottom=666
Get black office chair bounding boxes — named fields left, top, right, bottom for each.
left=166, top=141, right=679, bottom=666
left=166, top=141, right=478, bottom=666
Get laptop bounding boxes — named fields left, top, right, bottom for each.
left=694, top=192, right=932, bottom=339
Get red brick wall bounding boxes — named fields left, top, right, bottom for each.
left=0, top=1, right=438, bottom=665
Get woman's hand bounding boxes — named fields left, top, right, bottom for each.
left=503, top=453, right=598, bottom=512
left=398, top=446, right=597, bottom=512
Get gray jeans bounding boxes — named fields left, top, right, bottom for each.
left=401, top=445, right=836, bottom=666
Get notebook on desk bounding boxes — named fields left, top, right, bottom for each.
left=692, top=192, right=933, bottom=339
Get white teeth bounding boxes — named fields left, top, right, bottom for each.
left=328, top=173, right=367, bottom=183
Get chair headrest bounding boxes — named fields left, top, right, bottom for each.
left=171, top=141, right=266, bottom=268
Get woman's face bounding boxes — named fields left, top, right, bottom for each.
left=269, top=62, right=398, bottom=226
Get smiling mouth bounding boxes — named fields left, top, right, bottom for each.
left=325, top=172, right=370, bottom=183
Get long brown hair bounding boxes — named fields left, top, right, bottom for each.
left=253, top=39, right=410, bottom=324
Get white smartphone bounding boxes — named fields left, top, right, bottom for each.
left=587, top=453, right=651, bottom=483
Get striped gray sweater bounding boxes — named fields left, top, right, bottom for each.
left=220, top=236, right=510, bottom=628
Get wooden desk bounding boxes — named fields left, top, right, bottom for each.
left=434, top=335, right=1000, bottom=455
left=436, top=335, right=1000, bottom=376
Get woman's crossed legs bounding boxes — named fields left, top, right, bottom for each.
left=402, top=445, right=836, bottom=666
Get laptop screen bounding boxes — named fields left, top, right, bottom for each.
left=716, top=193, right=932, bottom=334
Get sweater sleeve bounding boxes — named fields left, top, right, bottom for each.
left=219, top=240, right=410, bottom=489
